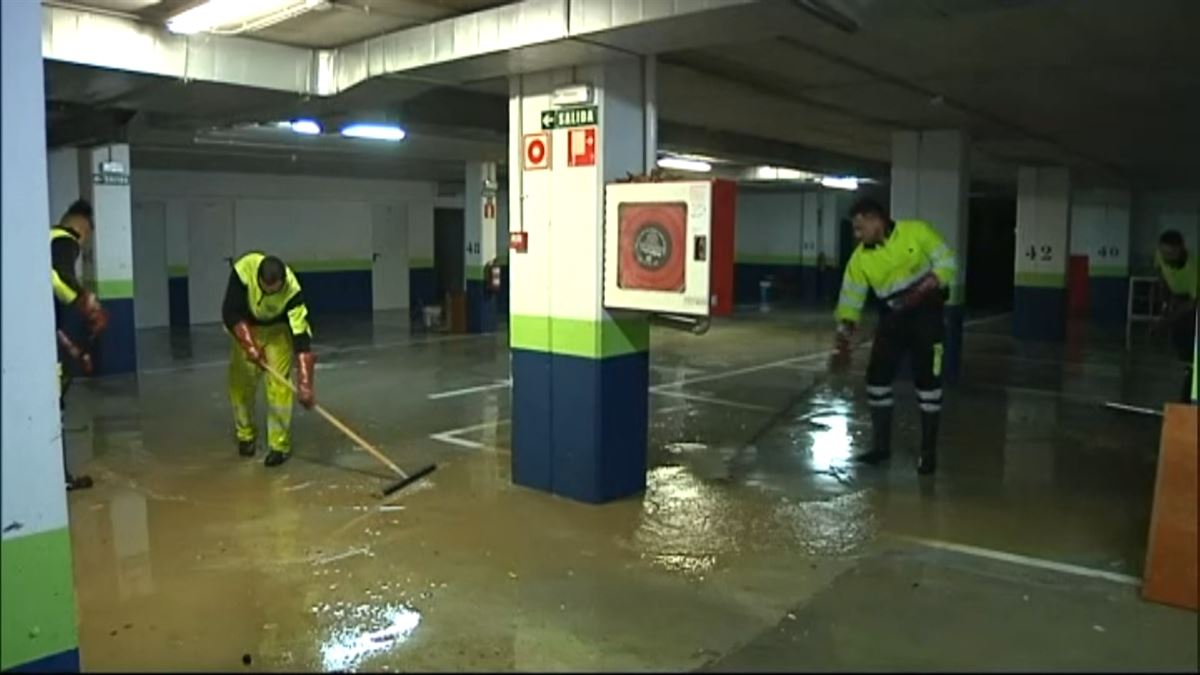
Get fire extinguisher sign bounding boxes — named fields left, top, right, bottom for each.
left=568, top=127, right=597, bottom=168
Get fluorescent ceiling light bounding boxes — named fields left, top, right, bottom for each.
left=289, top=119, right=322, bottom=135
left=819, top=176, right=860, bottom=191
left=167, top=0, right=323, bottom=36
left=341, top=123, right=407, bottom=142
left=750, top=165, right=814, bottom=182
left=657, top=157, right=712, bottom=173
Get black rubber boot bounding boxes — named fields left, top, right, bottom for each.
left=263, top=450, right=290, bottom=468
left=854, top=406, right=893, bottom=465
left=238, top=439, right=257, bottom=457
left=917, top=411, right=939, bottom=476
left=66, top=472, right=93, bottom=491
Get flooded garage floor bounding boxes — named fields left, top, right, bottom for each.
left=62, top=310, right=1197, bottom=671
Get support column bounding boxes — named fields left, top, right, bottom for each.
left=509, top=57, right=652, bottom=504
left=80, top=144, right=137, bottom=374
left=800, top=192, right=820, bottom=304
left=818, top=190, right=844, bottom=305
left=891, top=130, right=969, bottom=381
left=1073, top=189, right=1131, bottom=328
left=465, top=161, right=499, bottom=333
left=1014, top=166, right=1071, bottom=341
left=2, top=1, right=82, bottom=671
left=407, top=199, right=436, bottom=323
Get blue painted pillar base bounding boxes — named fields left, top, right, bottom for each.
left=497, top=266, right=510, bottom=317
left=94, top=298, right=136, bottom=376
left=1014, top=286, right=1066, bottom=341
left=168, top=276, right=189, bottom=327
left=1090, top=276, right=1128, bottom=329
left=6, top=647, right=81, bottom=672
left=408, top=268, right=437, bottom=323
left=512, top=349, right=649, bottom=504
left=800, top=266, right=819, bottom=305
left=466, top=280, right=497, bottom=333
left=942, top=304, right=964, bottom=383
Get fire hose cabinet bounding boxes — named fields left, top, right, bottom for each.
left=603, top=179, right=736, bottom=317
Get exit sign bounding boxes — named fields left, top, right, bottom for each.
left=540, top=106, right=599, bottom=130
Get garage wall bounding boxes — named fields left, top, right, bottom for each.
left=134, top=170, right=437, bottom=325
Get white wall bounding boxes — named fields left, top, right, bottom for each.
left=133, top=170, right=438, bottom=323
left=47, top=148, right=80, bottom=225
left=1131, top=190, right=1199, bottom=273
left=735, top=191, right=804, bottom=262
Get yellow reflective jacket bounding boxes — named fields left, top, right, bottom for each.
left=1155, top=250, right=1198, bottom=300
left=51, top=226, right=83, bottom=305
left=225, top=253, right=312, bottom=342
left=835, top=219, right=957, bottom=323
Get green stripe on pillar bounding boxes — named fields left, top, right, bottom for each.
left=735, top=254, right=803, bottom=265
left=167, top=265, right=188, bottom=278
left=288, top=259, right=372, bottom=273
left=409, top=257, right=434, bottom=269
left=1089, top=265, right=1128, bottom=278
left=1015, top=272, right=1066, bottom=288
left=801, top=255, right=819, bottom=266
left=466, top=265, right=484, bottom=281
left=510, top=314, right=649, bottom=359
left=0, top=528, right=78, bottom=671
left=97, top=278, right=134, bottom=299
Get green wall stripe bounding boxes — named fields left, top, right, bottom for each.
left=466, top=265, right=484, bottom=282
left=735, top=255, right=803, bottom=265
left=97, top=279, right=134, bottom=299
left=409, top=257, right=434, bottom=270
left=167, top=265, right=188, bottom=278
left=1089, top=265, right=1128, bottom=278
left=511, top=314, right=649, bottom=359
left=288, top=259, right=372, bottom=273
left=1, top=527, right=78, bottom=670
left=1015, top=272, right=1066, bottom=289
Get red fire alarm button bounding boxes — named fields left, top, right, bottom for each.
left=509, top=231, right=529, bottom=253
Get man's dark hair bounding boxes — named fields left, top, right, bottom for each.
left=258, top=256, right=286, bottom=286
left=849, top=197, right=887, bottom=220
left=64, top=198, right=94, bottom=227
left=1159, top=230, right=1185, bottom=247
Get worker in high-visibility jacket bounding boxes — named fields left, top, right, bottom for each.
left=222, top=252, right=317, bottom=467
left=51, top=198, right=109, bottom=491
left=832, top=198, right=957, bottom=476
left=1153, top=229, right=1197, bottom=402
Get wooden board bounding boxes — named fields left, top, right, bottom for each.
left=1142, top=403, right=1199, bottom=610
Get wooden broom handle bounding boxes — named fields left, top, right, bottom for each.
left=260, top=363, right=408, bottom=478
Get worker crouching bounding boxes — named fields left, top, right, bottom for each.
left=832, top=198, right=958, bottom=476
left=222, top=253, right=317, bottom=467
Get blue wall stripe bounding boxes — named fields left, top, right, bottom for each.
left=167, top=277, right=189, bottom=328
left=294, top=270, right=372, bottom=315
left=1014, top=286, right=1066, bottom=341
left=800, top=267, right=820, bottom=304
left=94, top=297, right=136, bottom=376
left=409, top=268, right=437, bottom=322
left=1089, top=276, right=1128, bottom=328
left=5, top=647, right=80, bottom=673
left=818, top=266, right=843, bottom=306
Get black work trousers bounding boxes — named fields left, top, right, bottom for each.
left=865, top=295, right=946, bottom=415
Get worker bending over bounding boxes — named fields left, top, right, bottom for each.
left=51, top=199, right=109, bottom=491
left=1153, top=230, right=1197, bottom=402
left=223, top=253, right=317, bottom=467
left=833, top=198, right=958, bottom=476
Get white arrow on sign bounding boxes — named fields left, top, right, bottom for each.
left=541, top=111, right=555, bottom=128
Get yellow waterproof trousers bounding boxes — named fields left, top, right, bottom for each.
left=229, top=323, right=294, bottom=453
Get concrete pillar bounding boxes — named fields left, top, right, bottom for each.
left=1, top=1, right=82, bottom=671
left=465, top=160, right=499, bottom=333
left=818, top=190, right=844, bottom=305
left=1014, top=167, right=1071, bottom=341
left=800, top=191, right=821, bottom=304
left=80, top=144, right=137, bottom=374
left=407, top=199, right=435, bottom=322
left=1071, top=189, right=1131, bottom=328
left=891, top=129, right=969, bottom=380
left=509, top=57, right=653, bottom=504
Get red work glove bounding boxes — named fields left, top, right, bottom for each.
left=296, top=351, right=316, bottom=409
left=75, top=291, right=108, bottom=336
left=231, top=321, right=265, bottom=366
left=830, top=323, right=855, bottom=371
left=896, top=273, right=941, bottom=310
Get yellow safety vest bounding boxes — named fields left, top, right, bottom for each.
left=1155, top=251, right=1198, bottom=300
left=51, top=226, right=81, bottom=305
left=233, top=253, right=311, bottom=337
left=835, top=219, right=957, bottom=323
